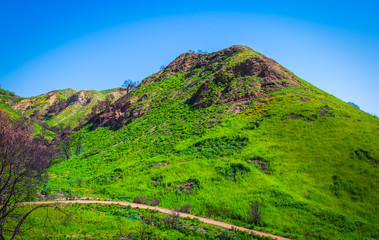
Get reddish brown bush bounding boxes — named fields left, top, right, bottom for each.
left=0, top=110, right=54, bottom=239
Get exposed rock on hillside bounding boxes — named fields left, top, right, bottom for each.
left=90, top=93, right=148, bottom=129
left=12, top=91, right=62, bottom=114
left=11, top=88, right=127, bottom=129
left=90, top=45, right=302, bottom=128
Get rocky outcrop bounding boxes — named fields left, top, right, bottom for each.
left=12, top=91, right=62, bottom=114
left=90, top=93, right=148, bottom=129
left=66, top=91, right=93, bottom=107
left=184, top=46, right=299, bottom=108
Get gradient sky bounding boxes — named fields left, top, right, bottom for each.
left=0, top=1, right=378, bottom=115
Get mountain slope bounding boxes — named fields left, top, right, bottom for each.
left=91, top=45, right=301, bottom=129
left=11, top=88, right=127, bottom=129
left=0, top=88, right=24, bottom=105
left=45, top=45, right=378, bottom=239
left=0, top=88, right=24, bottom=119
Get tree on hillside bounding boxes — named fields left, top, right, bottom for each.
left=122, top=79, right=138, bottom=94
left=55, top=135, right=75, bottom=160
left=348, top=101, right=360, bottom=109
left=0, top=110, right=54, bottom=239
left=197, top=49, right=208, bottom=54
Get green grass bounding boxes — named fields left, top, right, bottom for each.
left=46, top=80, right=378, bottom=239
left=0, top=97, right=57, bottom=140
left=0, top=100, right=20, bottom=120
left=100, top=87, right=123, bottom=95
left=13, top=46, right=379, bottom=239
left=32, top=122, right=56, bottom=140
left=9, top=203, right=272, bottom=240
left=0, top=88, right=24, bottom=105
left=57, top=88, right=77, bottom=98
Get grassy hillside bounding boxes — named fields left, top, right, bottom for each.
left=11, top=88, right=126, bottom=130
left=0, top=96, right=56, bottom=140
left=0, top=100, right=20, bottom=120
left=0, top=88, right=24, bottom=105
left=0, top=88, right=24, bottom=119
left=40, top=46, right=378, bottom=239
left=44, top=90, right=106, bottom=128
left=0, top=87, right=125, bottom=140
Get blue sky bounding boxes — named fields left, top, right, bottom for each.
left=0, top=1, right=378, bottom=115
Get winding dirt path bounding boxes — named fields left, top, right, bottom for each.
left=21, top=200, right=290, bottom=240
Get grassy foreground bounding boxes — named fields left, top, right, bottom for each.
left=11, top=203, right=274, bottom=239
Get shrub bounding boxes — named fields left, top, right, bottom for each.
left=216, top=163, right=250, bottom=182
left=248, top=201, right=261, bottom=226
left=183, top=136, right=248, bottom=158
left=219, top=230, right=237, bottom=240
left=162, top=211, right=180, bottom=230
left=151, top=198, right=160, bottom=206
left=41, top=182, right=51, bottom=195
left=76, top=177, right=82, bottom=186
left=180, top=205, right=193, bottom=213
left=133, top=196, right=149, bottom=204
left=177, top=178, right=200, bottom=192
left=348, top=101, right=360, bottom=109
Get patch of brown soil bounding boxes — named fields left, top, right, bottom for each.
left=177, top=181, right=199, bottom=192
left=227, top=104, right=243, bottom=113
left=289, top=114, right=305, bottom=119
left=12, top=90, right=62, bottom=114
left=154, top=162, right=168, bottom=167
left=318, top=106, right=334, bottom=117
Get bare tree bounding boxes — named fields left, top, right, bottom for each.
left=0, top=110, right=53, bottom=239
left=122, top=80, right=138, bottom=94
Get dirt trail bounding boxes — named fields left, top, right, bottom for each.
left=21, top=200, right=290, bottom=240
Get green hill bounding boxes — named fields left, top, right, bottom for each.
left=0, top=101, right=19, bottom=120
left=11, top=88, right=127, bottom=130
left=0, top=89, right=58, bottom=140
left=41, top=45, right=378, bottom=239
left=0, top=88, right=24, bottom=105
left=0, top=88, right=23, bottom=119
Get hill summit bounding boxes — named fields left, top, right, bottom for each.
left=91, top=45, right=303, bottom=129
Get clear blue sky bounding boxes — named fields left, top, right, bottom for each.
left=0, top=0, right=378, bottom=115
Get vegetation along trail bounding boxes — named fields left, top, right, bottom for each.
left=21, top=200, right=290, bottom=240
